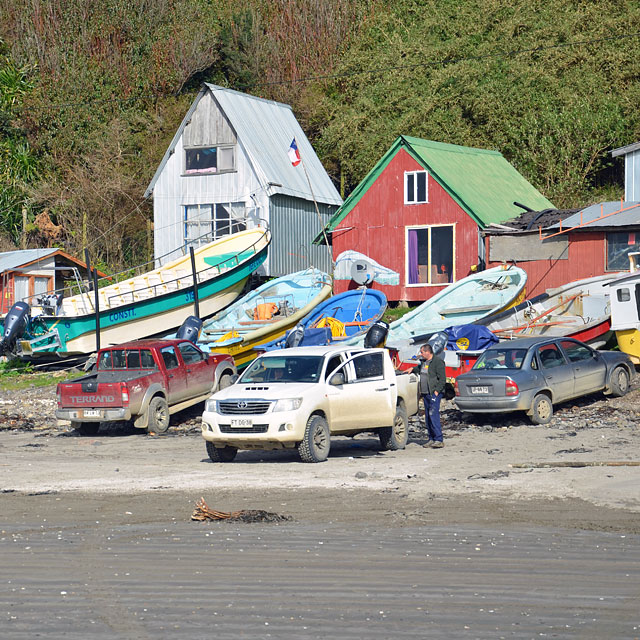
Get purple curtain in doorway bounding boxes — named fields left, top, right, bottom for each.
left=408, top=229, right=418, bottom=284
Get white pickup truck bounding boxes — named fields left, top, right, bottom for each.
left=201, top=345, right=419, bottom=463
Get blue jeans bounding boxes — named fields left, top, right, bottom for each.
left=422, top=393, right=443, bottom=442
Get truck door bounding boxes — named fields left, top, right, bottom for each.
left=177, top=341, right=212, bottom=396
left=159, top=346, right=188, bottom=402
left=326, top=351, right=394, bottom=431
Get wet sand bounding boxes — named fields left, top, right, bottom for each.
left=1, top=420, right=640, bottom=638
left=2, top=490, right=640, bottom=639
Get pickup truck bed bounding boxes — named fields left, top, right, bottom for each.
left=57, top=338, right=236, bottom=434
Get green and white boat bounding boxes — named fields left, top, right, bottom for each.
left=2, top=228, right=270, bottom=357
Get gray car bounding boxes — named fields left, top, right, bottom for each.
left=454, top=337, right=634, bottom=424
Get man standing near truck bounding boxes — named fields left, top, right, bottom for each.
left=413, top=344, right=446, bottom=448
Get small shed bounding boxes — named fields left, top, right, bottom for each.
left=0, top=249, right=101, bottom=314
left=144, top=84, right=342, bottom=276
left=484, top=201, right=640, bottom=298
left=316, top=136, right=554, bottom=302
left=611, top=141, right=640, bottom=201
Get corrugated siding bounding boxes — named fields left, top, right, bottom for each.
left=625, top=150, right=640, bottom=201
left=269, top=195, right=335, bottom=276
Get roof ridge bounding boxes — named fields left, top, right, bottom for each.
left=401, top=135, right=502, bottom=156
left=204, top=83, right=294, bottom=111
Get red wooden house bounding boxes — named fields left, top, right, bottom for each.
left=0, top=249, right=102, bottom=314
left=316, top=136, right=554, bottom=302
left=484, top=201, right=640, bottom=298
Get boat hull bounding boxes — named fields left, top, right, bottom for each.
left=198, top=268, right=332, bottom=369
left=615, top=329, right=640, bottom=364
left=20, top=229, right=269, bottom=357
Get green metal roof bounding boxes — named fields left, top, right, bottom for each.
left=314, top=135, right=554, bottom=243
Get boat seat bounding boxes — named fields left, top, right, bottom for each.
left=147, top=274, right=168, bottom=295
left=440, top=304, right=496, bottom=315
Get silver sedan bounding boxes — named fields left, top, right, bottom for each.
left=454, top=337, right=634, bottom=424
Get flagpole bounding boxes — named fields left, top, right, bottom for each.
left=295, top=139, right=334, bottom=277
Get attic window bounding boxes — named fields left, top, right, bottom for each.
left=184, top=146, right=235, bottom=175
left=405, top=171, right=428, bottom=204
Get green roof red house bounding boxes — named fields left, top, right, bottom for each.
left=317, top=135, right=554, bottom=302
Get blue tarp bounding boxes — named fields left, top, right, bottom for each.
left=261, top=327, right=333, bottom=351
left=444, top=324, right=498, bottom=351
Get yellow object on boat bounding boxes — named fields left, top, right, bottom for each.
left=315, top=316, right=346, bottom=337
left=215, top=329, right=240, bottom=343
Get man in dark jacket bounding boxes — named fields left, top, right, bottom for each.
left=413, top=344, right=446, bottom=448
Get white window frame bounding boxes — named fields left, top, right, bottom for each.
left=183, top=145, right=236, bottom=176
left=183, top=202, right=246, bottom=248
left=405, top=223, right=456, bottom=287
left=404, top=170, right=428, bottom=204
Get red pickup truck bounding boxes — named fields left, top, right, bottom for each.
left=56, top=339, right=236, bottom=435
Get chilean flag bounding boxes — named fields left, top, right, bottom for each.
left=288, top=138, right=301, bottom=166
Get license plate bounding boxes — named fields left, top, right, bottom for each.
left=230, top=418, right=252, bottom=428
left=83, top=409, right=101, bottom=418
left=471, top=386, right=490, bottom=395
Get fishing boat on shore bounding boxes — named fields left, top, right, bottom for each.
left=0, top=227, right=270, bottom=358
left=197, top=268, right=332, bottom=369
left=345, top=264, right=527, bottom=348
left=260, top=287, right=388, bottom=351
left=478, top=273, right=622, bottom=348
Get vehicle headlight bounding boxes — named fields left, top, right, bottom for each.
left=273, top=397, right=303, bottom=412
left=204, top=398, right=218, bottom=413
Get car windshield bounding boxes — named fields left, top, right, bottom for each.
left=473, top=348, right=528, bottom=370
left=240, top=355, right=323, bottom=383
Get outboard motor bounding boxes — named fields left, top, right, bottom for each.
left=0, top=301, right=30, bottom=355
left=426, top=331, right=448, bottom=357
left=176, top=315, right=203, bottom=343
left=364, top=320, right=389, bottom=349
left=285, top=324, right=305, bottom=348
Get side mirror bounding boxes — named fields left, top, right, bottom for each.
left=329, top=372, right=345, bottom=386
left=230, top=374, right=239, bottom=384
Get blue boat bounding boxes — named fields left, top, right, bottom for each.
left=197, top=268, right=332, bottom=368
left=261, top=288, right=387, bottom=350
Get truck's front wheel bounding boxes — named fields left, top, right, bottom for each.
left=72, top=422, right=100, bottom=436
left=379, top=404, right=408, bottom=451
left=206, top=441, right=237, bottom=462
left=147, top=396, right=170, bottom=434
left=298, top=415, right=330, bottom=463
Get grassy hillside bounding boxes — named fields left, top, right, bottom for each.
left=0, top=0, right=638, bottom=271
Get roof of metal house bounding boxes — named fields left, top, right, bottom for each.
left=144, top=84, right=342, bottom=206
left=0, top=248, right=58, bottom=273
left=314, top=136, right=554, bottom=243
left=0, top=248, right=107, bottom=276
left=547, top=201, right=640, bottom=229
left=485, top=208, right=580, bottom=233
left=611, top=141, right=640, bottom=158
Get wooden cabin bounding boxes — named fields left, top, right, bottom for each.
left=484, top=202, right=640, bottom=298
left=316, top=136, right=554, bottom=302
left=0, top=249, right=101, bottom=314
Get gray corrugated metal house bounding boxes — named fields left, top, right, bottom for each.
left=144, top=84, right=342, bottom=276
left=611, top=141, right=640, bottom=201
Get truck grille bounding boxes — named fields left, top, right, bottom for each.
left=219, top=424, right=269, bottom=433
left=219, top=400, right=271, bottom=415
